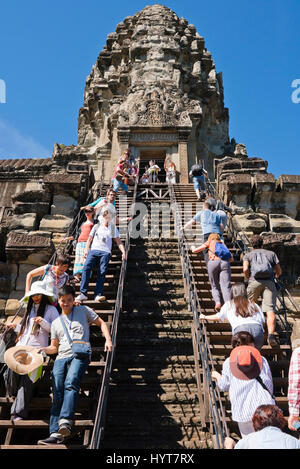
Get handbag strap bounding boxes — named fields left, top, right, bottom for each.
left=256, top=376, right=276, bottom=401
left=59, top=315, right=73, bottom=346
left=42, top=264, right=51, bottom=281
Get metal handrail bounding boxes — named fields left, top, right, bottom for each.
left=169, top=182, right=229, bottom=449
left=89, top=158, right=140, bottom=449
left=206, top=178, right=299, bottom=323
left=205, top=178, right=251, bottom=255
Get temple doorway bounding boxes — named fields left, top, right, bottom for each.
left=139, top=149, right=167, bottom=183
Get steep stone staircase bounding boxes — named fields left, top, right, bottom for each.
left=0, top=189, right=133, bottom=449
left=102, top=190, right=210, bottom=449
left=0, top=181, right=293, bottom=448
left=173, top=184, right=292, bottom=440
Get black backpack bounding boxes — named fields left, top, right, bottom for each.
left=191, top=164, right=203, bottom=177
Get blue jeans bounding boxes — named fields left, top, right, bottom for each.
left=80, top=250, right=111, bottom=299
left=50, top=356, right=90, bottom=435
left=112, top=178, right=128, bottom=193
left=193, top=175, right=206, bottom=192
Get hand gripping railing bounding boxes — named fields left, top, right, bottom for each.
left=205, top=178, right=251, bottom=255
left=169, top=182, right=229, bottom=449
left=89, top=159, right=140, bottom=450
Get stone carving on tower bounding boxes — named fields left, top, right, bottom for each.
left=53, top=4, right=229, bottom=180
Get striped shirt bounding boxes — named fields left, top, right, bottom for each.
left=217, top=356, right=275, bottom=422
left=288, top=347, right=300, bottom=417
left=235, top=426, right=300, bottom=449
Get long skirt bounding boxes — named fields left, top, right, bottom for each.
left=73, top=241, right=87, bottom=276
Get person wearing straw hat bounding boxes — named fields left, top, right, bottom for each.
left=212, top=333, right=275, bottom=438
left=3, top=281, right=59, bottom=421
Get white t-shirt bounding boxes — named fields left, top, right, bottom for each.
left=16, top=304, right=59, bottom=348
left=216, top=300, right=265, bottom=331
left=89, top=223, right=120, bottom=253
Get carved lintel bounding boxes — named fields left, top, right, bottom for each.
left=6, top=232, right=52, bottom=249
left=129, top=132, right=178, bottom=144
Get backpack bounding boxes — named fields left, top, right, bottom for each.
left=213, top=242, right=232, bottom=261
left=191, top=164, right=203, bottom=177
left=250, top=251, right=274, bottom=280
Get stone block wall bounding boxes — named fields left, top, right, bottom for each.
left=216, top=156, right=300, bottom=286
left=0, top=161, right=95, bottom=322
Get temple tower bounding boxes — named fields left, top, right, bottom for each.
left=54, top=4, right=229, bottom=181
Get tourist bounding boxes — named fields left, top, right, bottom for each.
left=25, top=254, right=71, bottom=305
left=164, top=156, right=176, bottom=184
left=140, top=172, right=150, bottom=184
left=147, top=160, right=161, bottom=183
left=128, top=159, right=138, bottom=183
left=75, top=210, right=126, bottom=304
left=243, top=235, right=282, bottom=347
left=81, top=188, right=117, bottom=220
left=72, top=207, right=95, bottom=283
left=215, top=200, right=232, bottom=230
left=191, top=233, right=232, bottom=311
left=225, top=405, right=300, bottom=449
left=4, top=281, right=59, bottom=420
left=212, top=333, right=275, bottom=438
left=199, top=283, right=266, bottom=350
left=111, top=155, right=130, bottom=194
left=183, top=200, right=224, bottom=241
left=189, top=161, right=208, bottom=201
left=184, top=200, right=224, bottom=263
left=37, top=285, right=113, bottom=445
left=288, top=346, right=300, bottom=431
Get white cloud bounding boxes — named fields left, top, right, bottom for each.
left=0, top=118, right=51, bottom=158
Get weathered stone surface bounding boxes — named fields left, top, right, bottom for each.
left=219, top=174, right=252, bottom=207
left=0, top=299, right=6, bottom=315
left=5, top=298, right=21, bottom=316
left=269, top=214, right=300, bottom=233
left=261, top=233, right=300, bottom=284
left=5, top=231, right=54, bottom=264
left=9, top=213, right=38, bottom=231
left=0, top=262, right=18, bottom=293
left=15, top=264, right=38, bottom=292
left=51, top=194, right=77, bottom=217
left=12, top=190, right=51, bottom=217
left=39, top=214, right=72, bottom=233
left=232, top=213, right=268, bottom=234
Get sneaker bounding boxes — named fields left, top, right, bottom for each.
left=37, top=436, right=64, bottom=446
left=75, top=293, right=88, bottom=303
left=58, top=423, right=72, bottom=438
left=268, top=334, right=277, bottom=347
left=12, top=415, right=23, bottom=421
left=95, top=295, right=106, bottom=302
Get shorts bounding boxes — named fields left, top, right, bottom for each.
left=247, top=279, right=278, bottom=313
left=112, top=178, right=128, bottom=193
left=193, top=175, right=206, bottom=192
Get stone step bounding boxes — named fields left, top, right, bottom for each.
left=118, top=321, right=193, bottom=332
left=102, top=438, right=210, bottom=450
left=113, top=353, right=195, bottom=366
left=109, top=367, right=197, bottom=384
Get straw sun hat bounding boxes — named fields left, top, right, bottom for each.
left=4, top=345, right=44, bottom=375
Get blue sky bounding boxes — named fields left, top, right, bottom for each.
left=0, top=0, right=299, bottom=176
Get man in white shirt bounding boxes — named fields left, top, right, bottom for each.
left=75, top=210, right=126, bottom=303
